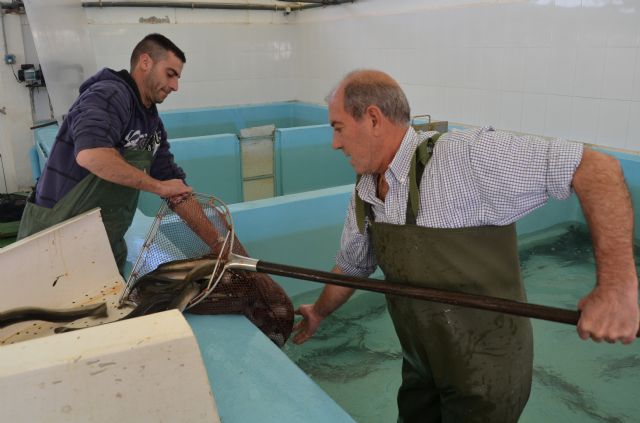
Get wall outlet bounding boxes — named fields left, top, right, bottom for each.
left=4, top=54, right=16, bottom=65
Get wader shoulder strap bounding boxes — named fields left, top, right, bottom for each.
left=355, top=133, right=442, bottom=233
left=355, top=174, right=370, bottom=234
left=406, top=133, right=440, bottom=225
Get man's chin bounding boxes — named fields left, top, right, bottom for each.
left=155, top=92, right=169, bottom=104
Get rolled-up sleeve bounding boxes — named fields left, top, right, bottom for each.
left=546, top=139, right=583, bottom=200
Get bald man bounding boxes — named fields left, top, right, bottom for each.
left=293, top=70, right=639, bottom=422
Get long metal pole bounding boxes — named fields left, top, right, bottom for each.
left=224, top=254, right=640, bottom=337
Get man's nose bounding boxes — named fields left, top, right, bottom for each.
left=332, top=136, right=341, bottom=150
left=170, top=78, right=179, bottom=92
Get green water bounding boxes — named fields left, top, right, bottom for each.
left=243, top=224, right=346, bottom=298
left=253, top=222, right=640, bottom=423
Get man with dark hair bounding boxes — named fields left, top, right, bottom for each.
left=18, top=33, right=220, bottom=274
left=293, top=70, right=639, bottom=422
left=130, top=33, right=186, bottom=68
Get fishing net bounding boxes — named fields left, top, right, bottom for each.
left=124, top=193, right=294, bottom=347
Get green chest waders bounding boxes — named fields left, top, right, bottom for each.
left=356, top=138, right=533, bottom=422
left=18, top=150, right=152, bottom=275
left=370, top=222, right=532, bottom=423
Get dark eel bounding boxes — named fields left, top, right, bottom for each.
left=52, top=264, right=206, bottom=334
left=0, top=302, right=108, bottom=329
left=53, top=248, right=294, bottom=348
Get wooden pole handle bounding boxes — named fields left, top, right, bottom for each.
left=255, top=260, right=640, bottom=337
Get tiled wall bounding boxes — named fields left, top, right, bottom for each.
left=295, top=0, right=640, bottom=150
left=86, top=1, right=640, bottom=150
left=86, top=7, right=299, bottom=110
left=5, top=0, right=640, bottom=189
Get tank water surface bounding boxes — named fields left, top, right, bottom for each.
left=278, top=223, right=639, bottom=422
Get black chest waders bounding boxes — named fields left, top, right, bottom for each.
left=356, top=137, right=533, bottom=423
left=18, top=150, right=152, bottom=275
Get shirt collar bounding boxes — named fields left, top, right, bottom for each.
left=386, top=126, right=419, bottom=184
left=355, top=126, right=419, bottom=203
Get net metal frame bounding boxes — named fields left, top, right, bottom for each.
left=121, top=193, right=233, bottom=308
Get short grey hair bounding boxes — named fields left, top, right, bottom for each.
left=332, top=70, right=410, bottom=126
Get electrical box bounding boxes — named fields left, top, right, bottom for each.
left=17, top=64, right=44, bottom=86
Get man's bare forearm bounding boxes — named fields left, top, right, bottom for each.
left=572, top=147, right=639, bottom=342
left=76, top=148, right=161, bottom=193
left=76, top=147, right=191, bottom=198
left=313, top=265, right=356, bottom=317
left=573, top=148, right=637, bottom=288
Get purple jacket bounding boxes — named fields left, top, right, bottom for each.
left=35, top=68, right=185, bottom=208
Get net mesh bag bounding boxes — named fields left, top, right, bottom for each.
left=124, top=194, right=294, bottom=347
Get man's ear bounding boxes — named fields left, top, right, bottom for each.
left=366, top=105, right=383, bottom=131
left=138, top=53, right=152, bottom=72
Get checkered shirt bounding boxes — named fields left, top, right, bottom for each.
left=335, top=126, right=584, bottom=277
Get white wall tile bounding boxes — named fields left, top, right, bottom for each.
left=570, top=97, right=600, bottom=144
left=545, top=95, right=573, bottom=139
left=402, top=51, right=435, bottom=86
left=463, top=48, right=486, bottom=90
left=425, top=48, right=448, bottom=87
left=596, top=99, right=631, bottom=148
left=439, top=48, right=467, bottom=88
left=605, top=5, right=640, bottom=48
left=322, top=19, right=365, bottom=51
left=555, top=0, right=581, bottom=9
left=358, top=48, right=391, bottom=75
left=404, top=84, right=445, bottom=122
left=601, top=48, right=638, bottom=100
left=632, top=47, right=640, bottom=102
left=546, top=47, right=577, bottom=96
left=549, top=5, right=581, bottom=48
left=471, top=89, right=501, bottom=127
left=504, top=2, right=553, bottom=48
left=480, top=48, right=504, bottom=91
left=573, top=47, right=606, bottom=98
left=500, top=48, right=525, bottom=92
left=430, top=86, right=449, bottom=122
left=474, top=4, right=509, bottom=48
left=358, top=15, right=405, bottom=50
left=463, top=89, right=484, bottom=127
left=443, top=87, right=471, bottom=124
left=498, top=91, right=523, bottom=132
left=577, top=4, right=608, bottom=48
left=523, top=47, right=551, bottom=94
left=521, top=93, right=547, bottom=136
left=625, top=101, right=640, bottom=151
left=374, top=48, right=416, bottom=86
